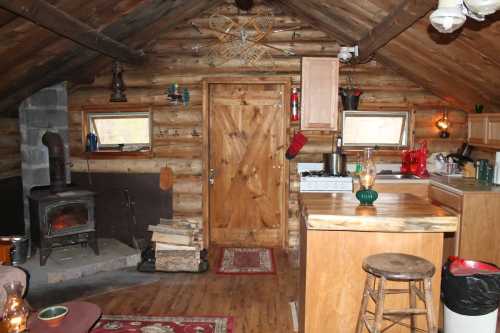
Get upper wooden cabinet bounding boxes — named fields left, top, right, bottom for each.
left=300, top=57, right=339, bottom=131
left=468, top=113, right=500, bottom=148
left=487, top=115, right=500, bottom=146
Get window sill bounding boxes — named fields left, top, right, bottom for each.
left=343, top=149, right=408, bottom=157
left=78, top=151, right=153, bottom=159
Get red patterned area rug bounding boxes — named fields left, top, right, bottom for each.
left=91, top=315, right=234, bottom=333
left=216, top=247, right=276, bottom=275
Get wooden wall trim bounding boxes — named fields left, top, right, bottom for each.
left=202, top=79, right=210, bottom=249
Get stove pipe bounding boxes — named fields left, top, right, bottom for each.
left=42, top=131, right=66, bottom=192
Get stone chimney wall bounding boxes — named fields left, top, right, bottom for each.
left=19, top=83, right=70, bottom=236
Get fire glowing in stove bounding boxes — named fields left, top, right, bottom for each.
left=51, top=214, right=85, bottom=231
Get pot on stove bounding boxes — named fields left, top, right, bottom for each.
left=323, top=153, right=346, bottom=177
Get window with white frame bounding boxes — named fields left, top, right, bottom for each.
left=342, top=111, right=410, bottom=148
left=86, top=111, right=151, bottom=152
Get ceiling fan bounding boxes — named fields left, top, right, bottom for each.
left=430, top=0, right=500, bottom=33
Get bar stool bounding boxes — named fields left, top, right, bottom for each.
left=355, top=253, right=437, bottom=333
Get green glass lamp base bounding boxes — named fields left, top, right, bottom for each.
left=356, top=188, right=378, bottom=206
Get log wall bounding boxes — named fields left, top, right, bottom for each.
left=68, top=0, right=466, bottom=249
left=0, top=117, right=21, bottom=179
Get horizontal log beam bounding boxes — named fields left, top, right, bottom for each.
left=0, top=0, right=224, bottom=113
left=0, top=0, right=145, bottom=64
left=356, top=0, right=436, bottom=62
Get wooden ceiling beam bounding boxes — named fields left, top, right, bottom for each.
left=0, top=0, right=225, bottom=113
left=271, top=0, right=355, bottom=45
left=356, top=0, right=436, bottom=62
left=0, top=0, right=145, bottom=64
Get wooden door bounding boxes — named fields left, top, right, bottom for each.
left=207, top=81, right=288, bottom=247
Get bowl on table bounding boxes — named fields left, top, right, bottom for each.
left=37, top=305, right=69, bottom=327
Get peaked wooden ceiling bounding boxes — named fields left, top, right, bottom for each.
left=0, top=0, right=499, bottom=115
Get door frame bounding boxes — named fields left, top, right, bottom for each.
left=202, top=77, right=291, bottom=249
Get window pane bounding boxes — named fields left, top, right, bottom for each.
left=92, top=116, right=150, bottom=145
left=343, top=112, right=408, bottom=146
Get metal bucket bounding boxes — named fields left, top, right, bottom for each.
left=0, top=236, right=29, bottom=265
left=341, top=95, right=360, bottom=110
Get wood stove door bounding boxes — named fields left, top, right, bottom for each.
left=207, top=81, right=288, bottom=248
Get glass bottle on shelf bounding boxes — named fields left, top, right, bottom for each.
left=2, top=281, right=29, bottom=333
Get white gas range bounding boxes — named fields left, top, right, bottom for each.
left=298, top=163, right=353, bottom=193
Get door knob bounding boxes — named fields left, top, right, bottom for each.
left=209, top=168, right=216, bottom=185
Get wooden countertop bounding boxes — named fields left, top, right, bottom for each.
left=301, top=193, right=458, bottom=232
left=429, top=175, right=500, bottom=195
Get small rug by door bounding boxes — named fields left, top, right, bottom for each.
left=91, top=314, right=234, bottom=333
left=216, top=247, right=276, bottom=275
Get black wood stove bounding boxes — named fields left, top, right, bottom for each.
left=29, top=132, right=98, bottom=265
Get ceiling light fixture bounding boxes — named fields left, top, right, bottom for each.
left=430, top=0, right=500, bottom=33
left=338, top=46, right=359, bottom=63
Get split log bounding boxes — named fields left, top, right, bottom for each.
left=69, top=158, right=202, bottom=175
left=154, top=142, right=202, bottom=159
left=152, top=73, right=302, bottom=86
left=152, top=109, right=202, bottom=126
left=159, top=28, right=329, bottom=43
left=155, top=250, right=200, bottom=272
left=173, top=176, right=202, bottom=194
left=154, top=129, right=203, bottom=145
left=288, top=216, right=300, bottom=231
left=153, top=39, right=340, bottom=57
left=172, top=213, right=203, bottom=227
left=173, top=193, right=202, bottom=214
left=0, top=117, right=20, bottom=178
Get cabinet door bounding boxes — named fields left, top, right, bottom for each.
left=429, top=186, right=462, bottom=263
left=467, top=115, right=487, bottom=145
left=300, top=57, right=339, bottom=130
left=486, top=116, right=500, bottom=147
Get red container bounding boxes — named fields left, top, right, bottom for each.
left=291, top=88, right=299, bottom=121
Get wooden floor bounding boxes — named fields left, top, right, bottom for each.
left=83, top=248, right=500, bottom=333
left=84, top=249, right=299, bottom=332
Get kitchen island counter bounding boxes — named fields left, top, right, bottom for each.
left=303, top=192, right=458, bottom=232
left=298, top=193, right=459, bottom=333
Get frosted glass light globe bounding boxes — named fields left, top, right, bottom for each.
left=464, top=0, right=500, bottom=15
left=430, top=6, right=467, bottom=33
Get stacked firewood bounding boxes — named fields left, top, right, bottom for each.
left=148, top=218, right=202, bottom=272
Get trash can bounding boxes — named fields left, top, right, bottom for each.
left=441, top=257, right=500, bottom=333
left=0, top=236, right=29, bottom=265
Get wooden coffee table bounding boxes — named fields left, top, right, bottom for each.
left=28, top=301, right=101, bottom=333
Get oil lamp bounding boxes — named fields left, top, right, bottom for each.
left=110, top=60, right=127, bottom=102
left=2, top=281, right=29, bottom=333
left=356, top=148, right=378, bottom=206
left=436, top=110, right=450, bottom=138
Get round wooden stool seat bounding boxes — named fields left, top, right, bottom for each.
left=362, top=253, right=435, bottom=281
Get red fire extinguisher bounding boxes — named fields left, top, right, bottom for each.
left=291, top=88, right=299, bottom=121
